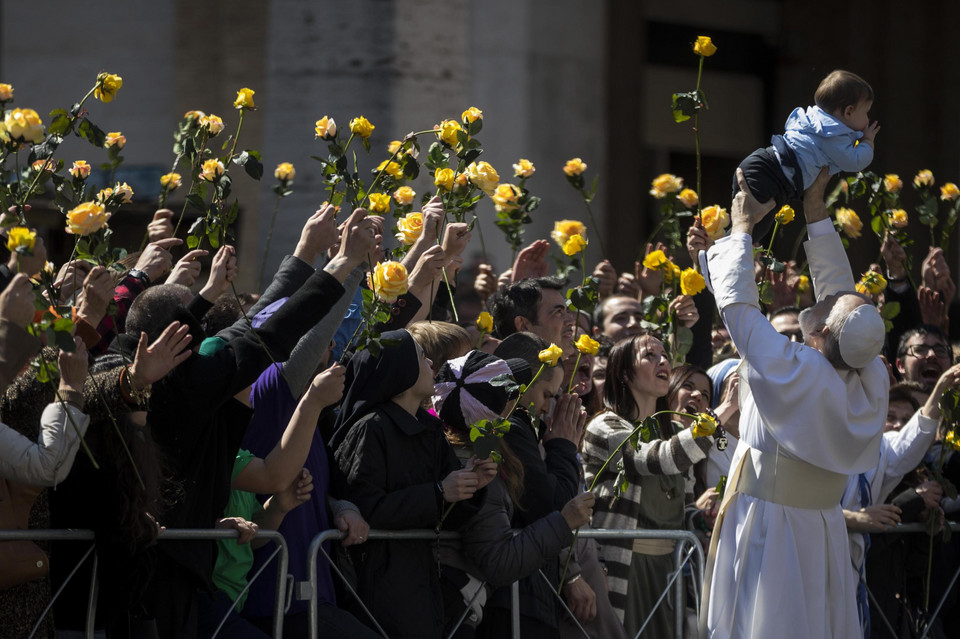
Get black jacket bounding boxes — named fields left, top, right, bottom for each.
left=335, top=402, right=484, bottom=639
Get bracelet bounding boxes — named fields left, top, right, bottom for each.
left=885, top=272, right=906, bottom=283
left=565, top=574, right=582, bottom=586
left=120, top=367, right=152, bottom=407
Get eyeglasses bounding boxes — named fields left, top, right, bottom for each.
left=905, top=344, right=951, bottom=360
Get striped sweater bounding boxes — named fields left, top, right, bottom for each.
left=582, top=411, right=713, bottom=620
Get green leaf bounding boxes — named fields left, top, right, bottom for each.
left=48, top=109, right=71, bottom=136
left=671, top=92, right=700, bottom=123
left=880, top=301, right=900, bottom=320
left=239, top=149, right=263, bottom=180
left=870, top=215, right=884, bottom=237
left=77, top=118, right=106, bottom=147
left=186, top=194, right=206, bottom=212
left=674, top=326, right=694, bottom=358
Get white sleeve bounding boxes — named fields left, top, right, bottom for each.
left=876, top=411, right=938, bottom=503
left=0, top=402, right=90, bottom=487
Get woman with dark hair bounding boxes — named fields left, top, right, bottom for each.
left=332, top=329, right=496, bottom=639
left=582, top=333, right=714, bottom=638
left=434, top=350, right=595, bottom=638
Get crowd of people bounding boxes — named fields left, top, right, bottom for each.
left=0, top=153, right=959, bottom=639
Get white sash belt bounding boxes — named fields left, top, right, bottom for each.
left=737, top=446, right=847, bottom=510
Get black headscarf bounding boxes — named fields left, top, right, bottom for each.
left=330, top=329, right=419, bottom=449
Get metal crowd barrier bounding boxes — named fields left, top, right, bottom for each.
left=306, top=527, right=704, bottom=639
left=0, top=528, right=289, bottom=639
left=866, top=521, right=960, bottom=639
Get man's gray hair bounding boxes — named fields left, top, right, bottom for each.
left=125, top=284, right=192, bottom=343
left=798, top=294, right=868, bottom=371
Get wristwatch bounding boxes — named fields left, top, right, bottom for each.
left=127, top=268, right=151, bottom=288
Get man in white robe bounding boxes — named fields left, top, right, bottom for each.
left=698, top=168, right=889, bottom=638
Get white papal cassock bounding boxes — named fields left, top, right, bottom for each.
left=698, top=220, right=888, bottom=638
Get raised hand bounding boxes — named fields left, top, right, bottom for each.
left=512, top=240, right=550, bottom=282
left=294, top=203, right=340, bottom=265
left=408, top=245, right=447, bottom=296
left=167, top=249, right=209, bottom=288
left=473, top=264, right=498, bottom=301
left=58, top=337, right=89, bottom=394
left=128, top=322, right=193, bottom=388
left=76, top=266, right=115, bottom=326
left=146, top=209, right=175, bottom=242
left=544, top=393, right=586, bottom=444
left=441, top=222, right=471, bottom=265
left=592, top=260, right=617, bottom=299
left=303, top=363, right=346, bottom=410
left=135, top=238, right=182, bottom=283
left=668, top=294, right=700, bottom=328
left=0, top=273, right=36, bottom=329
left=561, top=492, right=595, bottom=530
left=199, top=245, right=238, bottom=302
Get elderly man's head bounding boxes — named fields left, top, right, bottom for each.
left=797, top=292, right=884, bottom=370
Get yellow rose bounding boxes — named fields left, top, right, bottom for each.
left=699, top=204, right=728, bottom=240
left=664, top=261, right=682, bottom=285
left=563, top=158, right=588, bottom=177
left=0, top=84, right=13, bottom=102
left=856, top=271, right=887, bottom=296
left=376, top=159, right=403, bottom=179
left=368, top=192, right=391, bottom=214
left=466, top=161, right=500, bottom=195
left=888, top=209, right=908, bottom=228
left=691, top=412, right=717, bottom=438
left=574, top=334, right=600, bottom=356
left=513, top=158, right=535, bottom=178
left=94, top=73, right=123, bottom=103
left=434, top=167, right=455, bottom=191
left=114, top=182, right=134, bottom=204
left=274, top=162, right=295, bottom=182
left=914, top=170, right=935, bottom=189
left=642, top=249, right=668, bottom=270
left=160, top=172, right=182, bottom=191
left=649, top=173, right=683, bottom=199
left=66, top=201, right=111, bottom=236
left=562, top=234, right=588, bottom=256
left=476, top=311, right=494, bottom=334
left=492, top=184, right=522, bottom=212
left=461, top=106, right=483, bottom=124
left=796, top=274, right=810, bottom=294
left=946, top=429, right=960, bottom=452
left=941, top=183, right=960, bottom=201
left=393, top=186, right=416, bottom=206
left=680, top=268, right=706, bottom=296
left=835, top=207, right=862, bottom=238
left=201, top=114, right=224, bottom=136
left=184, top=110, right=205, bottom=121
left=436, top=119, right=463, bottom=147
left=883, top=174, right=903, bottom=194
left=96, top=187, right=113, bottom=204
left=678, top=188, right=699, bottom=208
left=315, top=116, right=337, bottom=140
left=387, top=140, right=403, bottom=155
left=367, top=261, right=409, bottom=303
left=6, top=227, right=36, bottom=253
left=774, top=204, right=795, bottom=225
left=201, top=159, right=225, bottom=182
left=395, top=212, right=424, bottom=245
left=349, top=115, right=375, bottom=139
left=4, top=108, right=44, bottom=143
left=551, top=219, right=587, bottom=248
left=693, top=36, right=717, bottom=57
left=69, top=160, right=91, bottom=179
left=454, top=173, right=469, bottom=191
left=234, top=87, right=256, bottom=110
left=538, top=344, right=564, bottom=367
left=104, top=131, right=126, bottom=149
left=31, top=159, right=52, bottom=173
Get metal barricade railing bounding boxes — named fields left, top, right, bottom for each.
left=306, top=528, right=704, bottom=639
left=864, top=521, right=960, bottom=639
left=0, top=528, right=289, bottom=639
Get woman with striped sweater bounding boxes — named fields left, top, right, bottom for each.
left=582, top=333, right=713, bottom=637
